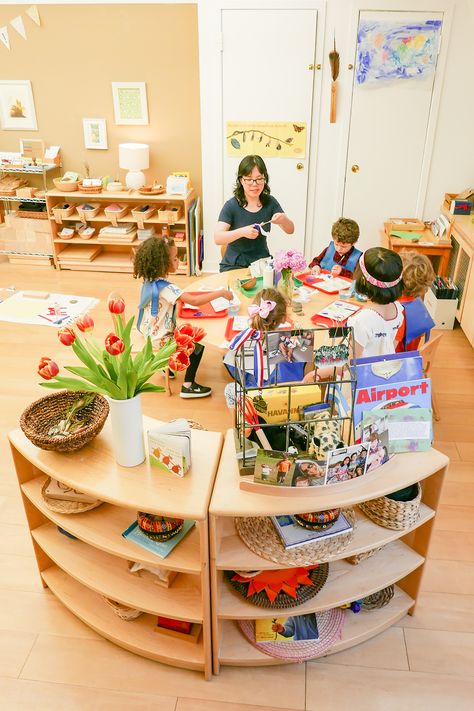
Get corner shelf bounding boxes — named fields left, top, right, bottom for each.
left=209, top=429, right=448, bottom=674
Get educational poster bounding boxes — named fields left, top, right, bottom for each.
left=226, top=121, right=306, bottom=157
left=356, top=19, right=442, bottom=85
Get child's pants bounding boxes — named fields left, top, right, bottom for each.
left=185, top=343, right=204, bottom=383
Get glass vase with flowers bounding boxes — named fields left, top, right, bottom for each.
left=273, top=249, right=307, bottom=302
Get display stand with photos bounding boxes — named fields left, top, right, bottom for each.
left=8, top=417, right=223, bottom=680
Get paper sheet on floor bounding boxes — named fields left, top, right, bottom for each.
left=0, top=291, right=99, bottom=326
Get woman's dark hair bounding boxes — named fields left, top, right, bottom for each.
left=133, top=236, right=175, bottom=281
left=233, top=155, right=271, bottom=208
left=354, top=247, right=403, bottom=304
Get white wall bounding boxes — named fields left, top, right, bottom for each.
left=199, top=0, right=473, bottom=272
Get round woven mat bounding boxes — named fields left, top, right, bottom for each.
left=237, top=607, right=345, bottom=661
left=41, top=478, right=103, bottom=514
left=235, top=508, right=356, bottom=566
left=224, top=564, right=329, bottom=609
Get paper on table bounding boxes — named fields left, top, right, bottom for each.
left=210, top=297, right=230, bottom=312
left=390, top=231, right=424, bottom=240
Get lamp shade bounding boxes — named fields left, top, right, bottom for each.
left=118, top=143, right=149, bottom=171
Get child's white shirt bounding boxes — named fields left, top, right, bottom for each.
left=347, top=302, right=403, bottom=358
left=140, top=282, right=183, bottom=341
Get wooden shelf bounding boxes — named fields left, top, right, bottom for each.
left=54, top=237, right=139, bottom=247
left=214, top=503, right=434, bottom=570
left=22, top=476, right=202, bottom=574
left=217, top=540, right=422, bottom=619
left=218, top=586, right=413, bottom=666
left=33, top=523, right=203, bottom=621
left=51, top=211, right=186, bottom=227
left=43, top=567, right=205, bottom=670
left=47, top=189, right=193, bottom=201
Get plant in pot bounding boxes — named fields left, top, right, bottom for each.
left=37, top=296, right=205, bottom=467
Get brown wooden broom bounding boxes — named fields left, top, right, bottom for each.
left=329, top=36, right=340, bottom=123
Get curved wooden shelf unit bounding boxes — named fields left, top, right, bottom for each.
left=43, top=567, right=205, bottom=671
left=218, top=586, right=413, bottom=667
left=209, top=429, right=448, bottom=673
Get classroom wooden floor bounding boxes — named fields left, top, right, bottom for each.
left=1, top=261, right=473, bottom=711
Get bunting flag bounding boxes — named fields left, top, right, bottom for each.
left=0, top=26, right=10, bottom=50
left=26, top=6, right=41, bottom=27
left=10, top=15, right=27, bottom=40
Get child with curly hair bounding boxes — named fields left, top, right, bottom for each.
left=396, top=251, right=435, bottom=352
left=309, top=217, right=362, bottom=277
left=133, top=236, right=232, bottom=398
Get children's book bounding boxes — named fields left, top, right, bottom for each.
left=255, top=613, right=319, bottom=642
left=44, top=478, right=97, bottom=503
left=122, top=520, right=195, bottom=559
left=311, top=300, right=360, bottom=327
left=147, top=419, right=191, bottom=477
left=271, top=512, right=353, bottom=549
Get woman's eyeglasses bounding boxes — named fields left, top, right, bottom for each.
left=241, top=177, right=265, bottom=185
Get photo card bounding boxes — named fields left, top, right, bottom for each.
left=266, top=329, right=314, bottom=365
left=326, top=443, right=368, bottom=485
left=292, top=458, right=326, bottom=487
left=255, top=613, right=319, bottom=643
left=253, top=449, right=296, bottom=487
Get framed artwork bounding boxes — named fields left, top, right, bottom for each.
left=83, top=118, right=108, bottom=150
left=0, top=80, right=37, bottom=130
left=111, top=82, right=148, bottom=125
left=20, top=138, right=45, bottom=162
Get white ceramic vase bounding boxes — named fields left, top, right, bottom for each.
left=107, top=394, right=145, bottom=467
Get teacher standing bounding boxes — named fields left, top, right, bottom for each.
left=214, top=155, right=295, bottom=272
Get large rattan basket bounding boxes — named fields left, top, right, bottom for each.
left=358, top=483, right=422, bottom=531
left=20, top=391, right=109, bottom=453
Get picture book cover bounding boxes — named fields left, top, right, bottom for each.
left=255, top=613, right=319, bottom=642
left=272, top=512, right=352, bottom=549
left=122, top=520, right=195, bottom=559
left=363, top=408, right=432, bottom=453
left=326, top=444, right=368, bottom=485
left=147, top=418, right=191, bottom=477
left=254, top=449, right=296, bottom=486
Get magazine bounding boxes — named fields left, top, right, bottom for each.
left=272, top=512, right=353, bottom=549
left=147, top=418, right=191, bottom=477
left=122, top=520, right=195, bottom=559
left=255, top=613, right=319, bottom=642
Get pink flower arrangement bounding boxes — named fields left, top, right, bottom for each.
left=273, top=249, right=307, bottom=274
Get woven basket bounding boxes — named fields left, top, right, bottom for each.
left=358, top=483, right=422, bottom=531
left=20, top=391, right=109, bottom=453
left=361, top=585, right=394, bottom=610
left=345, top=545, right=384, bottom=566
left=76, top=203, right=101, bottom=220
left=235, top=508, right=356, bottom=566
left=224, top=564, right=329, bottom=609
left=41, top=477, right=103, bottom=514
left=78, top=182, right=102, bottom=194
left=53, top=178, right=80, bottom=192
left=237, top=607, right=345, bottom=661
left=102, top=597, right=143, bottom=621
left=17, top=209, right=48, bottom=219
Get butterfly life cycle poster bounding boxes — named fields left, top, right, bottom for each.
left=226, top=121, right=307, bottom=157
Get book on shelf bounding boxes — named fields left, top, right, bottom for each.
left=99, top=223, right=135, bottom=235
left=255, top=613, right=319, bottom=642
left=147, top=418, right=191, bottom=477
left=44, top=478, right=97, bottom=503
left=122, top=519, right=195, bottom=559
left=271, top=512, right=353, bottom=549
left=155, top=616, right=202, bottom=643
left=98, top=232, right=136, bottom=243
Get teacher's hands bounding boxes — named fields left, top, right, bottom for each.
left=271, top=212, right=287, bottom=226
left=240, top=225, right=259, bottom=240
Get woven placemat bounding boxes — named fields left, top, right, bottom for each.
left=224, top=564, right=329, bottom=609
left=237, top=607, right=345, bottom=661
left=41, top=478, right=103, bottom=514
left=235, top=508, right=356, bottom=566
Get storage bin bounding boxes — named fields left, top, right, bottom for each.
left=104, top=203, right=129, bottom=226
left=76, top=203, right=101, bottom=222
left=425, top=288, right=457, bottom=330
left=131, top=204, right=156, bottom=229
left=52, top=202, right=76, bottom=224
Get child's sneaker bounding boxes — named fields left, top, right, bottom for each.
left=180, top=382, right=212, bottom=399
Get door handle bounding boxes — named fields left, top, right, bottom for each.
left=351, top=164, right=360, bottom=173
left=296, top=163, right=304, bottom=171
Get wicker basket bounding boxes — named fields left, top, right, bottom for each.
left=52, top=203, right=76, bottom=223
left=78, top=182, right=102, bottom=194
left=138, top=184, right=165, bottom=196
left=102, top=597, right=143, bottom=621
left=362, top=585, right=395, bottom=610
left=345, top=545, right=384, bottom=565
left=16, top=187, right=37, bottom=198
left=53, top=178, right=80, bottom=192
left=131, top=204, right=156, bottom=229
left=41, top=477, right=103, bottom=514
left=104, top=204, right=129, bottom=225
left=20, top=391, right=109, bottom=453
left=358, top=483, right=422, bottom=531
left=17, top=208, right=48, bottom=219
left=76, top=203, right=101, bottom=221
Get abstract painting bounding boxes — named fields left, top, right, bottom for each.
left=112, top=82, right=148, bottom=125
left=356, top=19, right=442, bottom=85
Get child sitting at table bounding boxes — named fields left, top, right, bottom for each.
left=396, top=251, right=435, bottom=352
left=346, top=247, right=404, bottom=359
left=309, top=217, right=362, bottom=278
left=133, top=236, right=232, bottom=399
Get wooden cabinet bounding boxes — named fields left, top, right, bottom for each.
left=46, top=188, right=196, bottom=275
left=444, top=212, right=474, bottom=346
left=8, top=416, right=223, bottom=679
left=209, top=430, right=448, bottom=673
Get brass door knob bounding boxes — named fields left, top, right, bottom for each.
left=308, top=64, right=315, bottom=70
left=351, top=164, right=360, bottom=173
left=296, top=163, right=304, bottom=170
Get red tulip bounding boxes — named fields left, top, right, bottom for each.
left=173, top=325, right=194, bottom=350
left=105, top=333, right=125, bottom=356
left=58, top=326, right=76, bottom=346
left=75, top=313, right=94, bottom=333
left=168, top=350, right=190, bottom=372
left=108, top=296, right=125, bottom=314
left=191, top=326, right=206, bottom=343
left=38, top=357, right=59, bottom=380
left=176, top=323, right=194, bottom=338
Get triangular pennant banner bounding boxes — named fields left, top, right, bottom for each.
left=26, top=6, right=41, bottom=27
left=0, top=26, right=10, bottom=50
left=10, top=15, right=27, bottom=40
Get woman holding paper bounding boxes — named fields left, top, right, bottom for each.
left=214, top=155, right=294, bottom=272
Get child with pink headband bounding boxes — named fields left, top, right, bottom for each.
left=347, top=247, right=404, bottom=358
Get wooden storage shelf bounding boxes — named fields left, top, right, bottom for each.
left=218, top=586, right=413, bottom=666
left=45, top=188, right=196, bottom=275
left=43, top=567, right=205, bottom=671
left=9, top=416, right=223, bottom=679
left=209, top=429, right=448, bottom=674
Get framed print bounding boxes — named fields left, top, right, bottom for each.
left=83, top=118, right=108, bottom=150
left=20, top=138, right=45, bottom=162
left=0, top=80, right=37, bottom=130
left=112, top=82, right=148, bottom=125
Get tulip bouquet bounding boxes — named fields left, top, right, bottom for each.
left=38, top=296, right=205, bottom=400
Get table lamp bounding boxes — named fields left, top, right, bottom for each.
left=118, top=143, right=149, bottom=189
